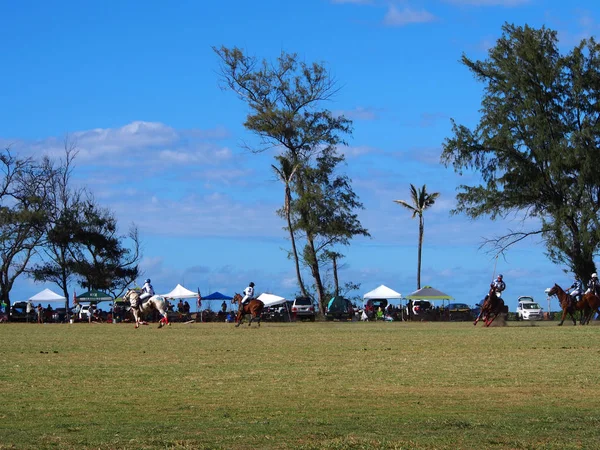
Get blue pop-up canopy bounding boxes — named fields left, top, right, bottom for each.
left=202, top=291, right=233, bottom=300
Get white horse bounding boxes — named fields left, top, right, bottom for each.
left=123, top=289, right=170, bottom=329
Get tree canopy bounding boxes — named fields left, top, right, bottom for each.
left=441, top=23, right=600, bottom=282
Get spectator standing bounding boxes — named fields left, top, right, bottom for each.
left=26, top=300, right=34, bottom=322
left=36, top=304, right=43, bottom=324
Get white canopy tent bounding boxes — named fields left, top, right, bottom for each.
left=363, top=285, right=402, bottom=300
left=162, top=284, right=198, bottom=299
left=257, top=292, right=287, bottom=307
left=29, top=288, right=67, bottom=303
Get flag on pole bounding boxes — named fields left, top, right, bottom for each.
left=197, top=288, right=202, bottom=309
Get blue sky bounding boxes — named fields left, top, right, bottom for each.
left=2, top=0, right=598, bottom=312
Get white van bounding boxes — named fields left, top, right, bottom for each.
left=516, top=296, right=543, bottom=320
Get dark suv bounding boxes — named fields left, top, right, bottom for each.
left=292, top=297, right=316, bottom=321
left=411, top=300, right=432, bottom=317
left=10, top=301, right=35, bottom=322
left=326, top=296, right=353, bottom=321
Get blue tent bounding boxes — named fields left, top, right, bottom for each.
left=202, top=291, right=233, bottom=300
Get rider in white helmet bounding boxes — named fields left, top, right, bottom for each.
left=140, top=278, right=155, bottom=301
left=587, top=273, right=600, bottom=296
left=491, top=274, right=506, bottom=299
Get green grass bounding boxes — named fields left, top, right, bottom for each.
left=1, top=320, right=600, bottom=449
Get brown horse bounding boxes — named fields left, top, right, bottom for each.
left=473, top=284, right=507, bottom=327
left=546, top=284, right=587, bottom=326
left=580, top=291, right=600, bottom=325
left=232, top=293, right=265, bottom=327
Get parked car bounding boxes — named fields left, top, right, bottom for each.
left=291, top=296, right=316, bottom=321
left=10, top=301, right=35, bottom=322
left=326, top=296, right=353, bottom=321
left=445, top=303, right=472, bottom=321
left=471, top=303, right=482, bottom=319
left=515, top=296, right=543, bottom=321
left=411, top=300, right=432, bottom=317
left=262, top=301, right=293, bottom=322
left=79, top=304, right=94, bottom=320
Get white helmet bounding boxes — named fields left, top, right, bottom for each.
left=593, top=273, right=598, bottom=279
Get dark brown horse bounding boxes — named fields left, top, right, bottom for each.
left=232, top=293, right=265, bottom=327
left=580, top=291, right=600, bottom=325
left=474, top=284, right=507, bottom=327
left=547, top=284, right=587, bottom=326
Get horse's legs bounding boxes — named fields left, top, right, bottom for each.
left=132, top=309, right=140, bottom=328
left=558, top=309, right=567, bottom=326
left=156, top=306, right=168, bottom=328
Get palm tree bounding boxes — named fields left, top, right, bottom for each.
left=394, top=184, right=440, bottom=289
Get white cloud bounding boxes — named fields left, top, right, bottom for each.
left=8, top=121, right=233, bottom=169
left=383, top=5, right=437, bottom=27
left=341, top=145, right=378, bottom=158
left=337, top=106, right=379, bottom=121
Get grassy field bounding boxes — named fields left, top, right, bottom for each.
left=1, top=320, right=600, bottom=449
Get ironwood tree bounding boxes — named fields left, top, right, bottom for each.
left=0, top=149, right=56, bottom=310
left=214, top=46, right=369, bottom=313
left=29, top=141, right=141, bottom=302
left=441, top=23, right=600, bottom=284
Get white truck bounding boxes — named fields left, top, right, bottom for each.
left=516, top=296, right=543, bottom=321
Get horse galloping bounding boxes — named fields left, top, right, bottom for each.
left=474, top=284, right=507, bottom=327
left=546, top=284, right=587, bottom=326
left=123, top=289, right=170, bottom=329
left=232, top=293, right=264, bottom=327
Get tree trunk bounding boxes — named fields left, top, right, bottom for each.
left=0, top=283, right=11, bottom=321
left=417, top=215, right=424, bottom=289
left=332, top=254, right=339, bottom=297
left=306, top=236, right=326, bottom=316
left=285, top=186, right=307, bottom=297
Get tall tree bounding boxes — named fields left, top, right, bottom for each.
left=394, top=184, right=440, bottom=289
left=28, top=139, right=82, bottom=305
left=215, top=46, right=369, bottom=313
left=0, top=149, right=56, bottom=310
left=292, top=149, right=369, bottom=313
left=29, top=140, right=142, bottom=302
left=272, top=155, right=307, bottom=297
left=441, top=23, right=600, bottom=283
left=68, top=200, right=141, bottom=299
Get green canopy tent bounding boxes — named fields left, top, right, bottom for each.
left=73, top=290, right=114, bottom=322
left=405, top=286, right=454, bottom=307
left=75, top=290, right=113, bottom=303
